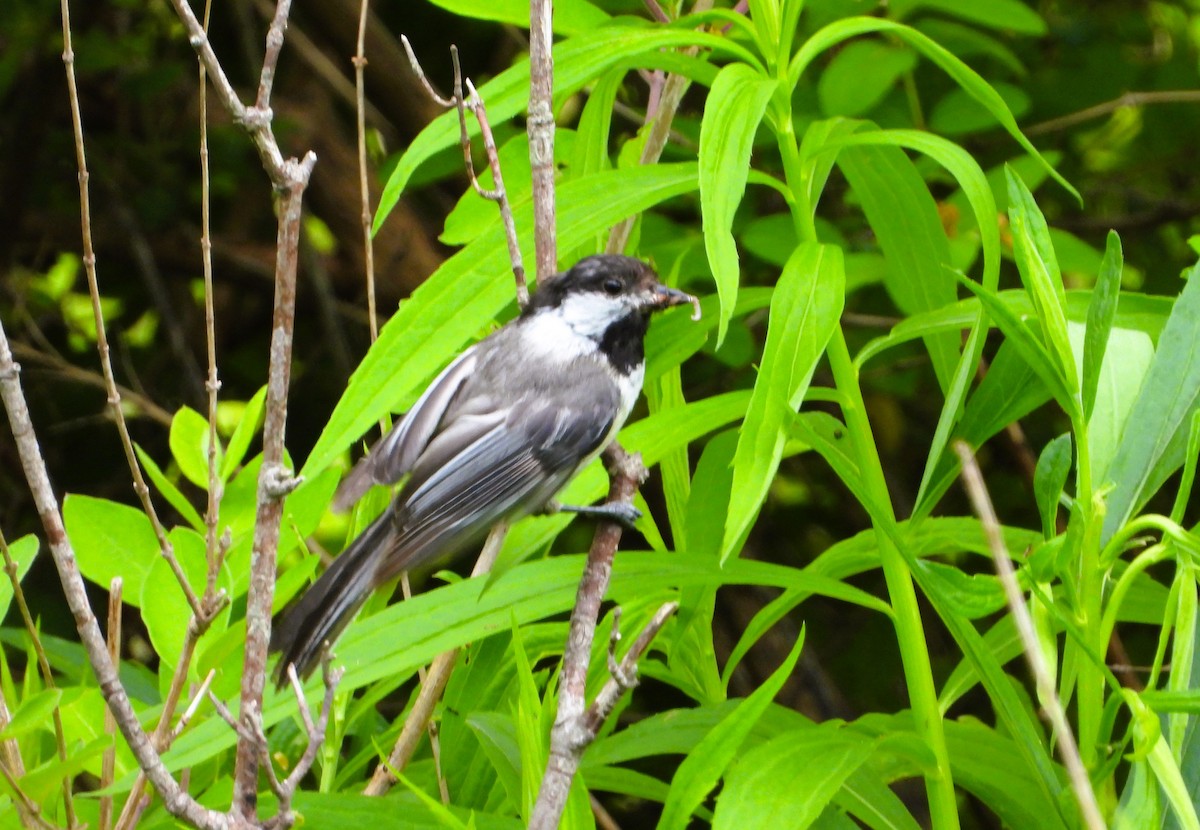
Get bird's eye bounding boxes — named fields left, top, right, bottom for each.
left=603, top=277, right=623, bottom=295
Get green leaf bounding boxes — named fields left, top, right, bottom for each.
left=658, top=630, right=806, bottom=830
left=928, top=82, right=1030, bottom=136
left=891, top=0, right=1047, bottom=34
left=425, top=0, right=608, bottom=35
left=838, top=144, right=958, bottom=392
left=0, top=687, right=62, bottom=739
left=139, top=527, right=231, bottom=673
left=220, top=385, right=267, bottom=481
left=722, top=243, right=844, bottom=564
left=789, top=18, right=1076, bottom=201
left=169, top=404, right=218, bottom=489
left=913, top=560, right=1006, bottom=619
left=376, top=25, right=755, bottom=226
left=957, top=276, right=1080, bottom=420
left=292, top=791, right=523, bottom=830
left=1006, top=167, right=1077, bottom=400
left=699, top=62, right=777, bottom=345
left=1102, top=260, right=1200, bottom=541
left=924, top=587, right=1066, bottom=815
left=135, top=443, right=204, bottom=532
left=1033, top=433, right=1072, bottom=540
left=305, top=162, right=700, bottom=478
left=713, top=724, right=876, bottom=830
left=818, top=41, right=916, bottom=116
left=63, top=494, right=158, bottom=604
left=1070, top=323, right=1154, bottom=487
left=0, top=535, right=37, bottom=622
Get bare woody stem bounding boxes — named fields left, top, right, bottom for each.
left=953, top=442, right=1104, bottom=830
left=530, top=444, right=652, bottom=829
left=607, top=0, right=715, bottom=255
left=399, top=37, right=528, bottom=305
left=353, top=0, right=379, bottom=342
left=528, top=0, right=556, bottom=279
left=0, top=325, right=225, bottom=829
left=232, top=151, right=316, bottom=819
left=62, top=0, right=204, bottom=622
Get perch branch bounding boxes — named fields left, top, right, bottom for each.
left=529, top=444, right=653, bottom=829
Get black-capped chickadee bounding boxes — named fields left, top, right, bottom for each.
left=271, top=255, right=700, bottom=681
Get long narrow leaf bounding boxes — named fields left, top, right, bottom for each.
left=699, top=62, right=777, bottom=345
left=722, top=243, right=844, bottom=563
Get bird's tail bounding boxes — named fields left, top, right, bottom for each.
left=269, top=513, right=393, bottom=686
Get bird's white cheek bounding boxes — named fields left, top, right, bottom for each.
left=559, top=293, right=628, bottom=337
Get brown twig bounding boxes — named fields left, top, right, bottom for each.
left=198, top=0, right=224, bottom=600
left=232, top=149, right=314, bottom=819
left=264, top=662, right=343, bottom=828
left=641, top=0, right=671, bottom=24
left=0, top=527, right=76, bottom=826
left=607, top=0, right=715, bottom=254
left=354, top=0, right=379, bottom=341
left=0, top=756, right=58, bottom=830
left=99, top=579, right=123, bottom=830
left=1024, top=89, right=1200, bottom=136
left=530, top=444, right=651, bottom=829
left=528, top=0, right=556, bottom=279
left=364, top=521, right=510, bottom=795
left=583, top=601, right=677, bottom=734
left=953, top=441, right=1104, bottom=830
left=63, top=0, right=204, bottom=624
left=400, top=37, right=529, bottom=305
left=8, top=342, right=173, bottom=427
left=163, top=0, right=317, bottom=819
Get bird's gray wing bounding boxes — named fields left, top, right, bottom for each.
left=332, top=348, right=480, bottom=512
left=371, top=392, right=619, bottom=584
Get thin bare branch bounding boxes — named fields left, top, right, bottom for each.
left=0, top=326, right=225, bottom=829
left=583, top=602, right=677, bottom=734
left=528, top=0, right=556, bottom=278
left=608, top=0, right=715, bottom=255
left=953, top=441, right=1104, bottom=830
left=0, top=756, right=59, bottom=830
left=364, top=521, right=510, bottom=795
left=354, top=0, right=379, bottom=342
left=403, top=38, right=528, bottom=306
left=530, top=444, right=648, bottom=829
left=400, top=35, right=455, bottom=107
left=199, top=0, right=224, bottom=600
left=99, top=579, right=123, bottom=830
left=641, top=0, right=671, bottom=23
left=1025, top=89, right=1200, bottom=136
left=63, top=0, right=203, bottom=622
left=8, top=342, right=173, bottom=427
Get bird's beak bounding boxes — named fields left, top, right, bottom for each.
left=649, top=284, right=702, bottom=321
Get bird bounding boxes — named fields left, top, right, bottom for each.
left=270, top=254, right=700, bottom=682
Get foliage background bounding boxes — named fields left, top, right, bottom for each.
left=2, top=0, right=1200, bottom=827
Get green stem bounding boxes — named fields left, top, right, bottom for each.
left=827, top=330, right=961, bottom=830
left=1074, top=423, right=1103, bottom=773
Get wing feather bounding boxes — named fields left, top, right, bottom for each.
left=333, top=349, right=479, bottom=512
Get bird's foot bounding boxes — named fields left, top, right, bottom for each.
left=545, top=500, right=642, bottom=531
